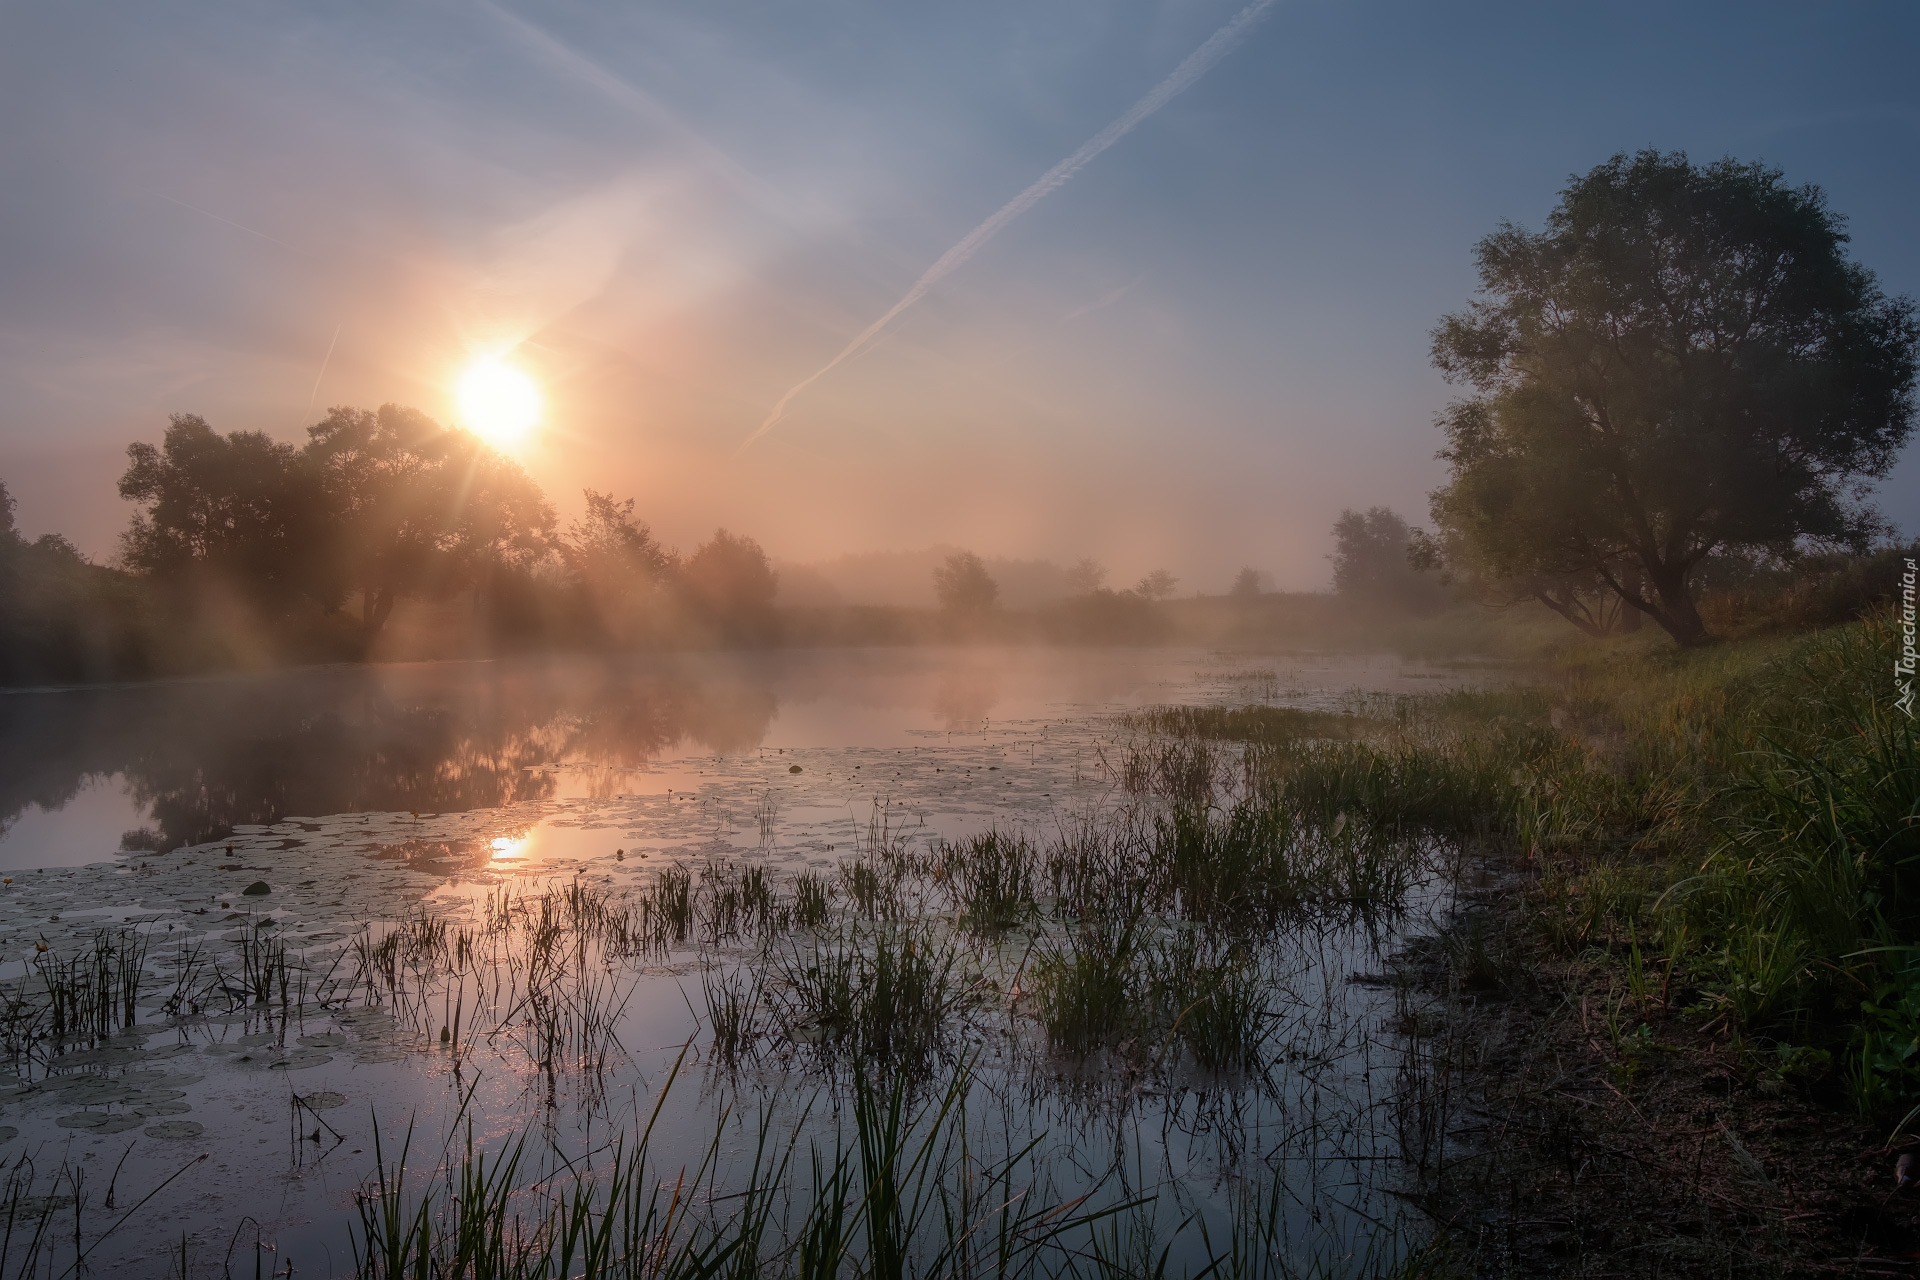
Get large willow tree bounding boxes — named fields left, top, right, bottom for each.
left=1427, top=150, right=1917, bottom=646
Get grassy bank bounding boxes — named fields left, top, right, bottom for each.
left=1146, top=609, right=1920, bottom=1270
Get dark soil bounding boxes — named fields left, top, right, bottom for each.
left=1407, top=863, right=1920, bottom=1277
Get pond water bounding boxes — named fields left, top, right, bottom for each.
left=0, top=647, right=1499, bottom=1277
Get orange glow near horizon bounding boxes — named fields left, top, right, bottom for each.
left=457, top=357, right=542, bottom=449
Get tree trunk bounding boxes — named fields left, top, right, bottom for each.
left=1637, top=561, right=1711, bottom=647
left=1533, top=588, right=1610, bottom=637
left=1614, top=565, right=1644, bottom=634
left=1596, top=557, right=1710, bottom=646
left=361, top=587, right=395, bottom=638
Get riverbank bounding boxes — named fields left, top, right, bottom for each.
left=1351, top=612, right=1920, bottom=1274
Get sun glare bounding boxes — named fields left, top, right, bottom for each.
left=457, top=358, right=542, bottom=446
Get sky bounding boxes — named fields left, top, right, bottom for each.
left=2, top=1, right=1917, bottom=591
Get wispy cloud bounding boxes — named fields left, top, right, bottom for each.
left=736, top=0, right=1278, bottom=455
left=474, top=0, right=778, bottom=210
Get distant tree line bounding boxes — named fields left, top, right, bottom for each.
left=113, top=404, right=780, bottom=647
left=17, top=151, right=1917, bottom=691
left=0, top=403, right=784, bottom=682
left=927, top=550, right=1196, bottom=642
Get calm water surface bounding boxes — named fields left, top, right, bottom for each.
left=0, top=647, right=1499, bottom=1276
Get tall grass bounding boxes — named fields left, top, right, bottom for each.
left=1182, top=610, right=1919, bottom=1116
left=935, top=830, right=1037, bottom=936
left=344, top=1059, right=1208, bottom=1280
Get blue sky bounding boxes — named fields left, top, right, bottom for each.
left=2, top=0, right=1916, bottom=588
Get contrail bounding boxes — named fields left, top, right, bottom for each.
left=154, top=193, right=294, bottom=250
left=298, top=324, right=341, bottom=430
left=737, top=0, right=1277, bottom=455
left=1062, top=274, right=1147, bottom=322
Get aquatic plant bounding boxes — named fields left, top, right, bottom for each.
left=345, top=1059, right=1196, bottom=1280
left=772, top=922, right=966, bottom=1068
left=34, top=928, right=148, bottom=1048
left=791, top=871, right=833, bottom=932
left=936, top=829, right=1037, bottom=936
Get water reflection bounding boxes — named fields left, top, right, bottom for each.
left=0, top=657, right=779, bottom=857
left=0, top=647, right=1461, bottom=869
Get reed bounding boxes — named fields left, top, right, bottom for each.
left=347, top=1058, right=1150, bottom=1280
left=936, top=829, right=1037, bottom=936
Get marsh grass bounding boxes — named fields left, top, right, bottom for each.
left=936, top=830, right=1037, bottom=936
left=342, top=1057, right=1292, bottom=1280
left=1032, top=916, right=1273, bottom=1072
left=40, top=929, right=147, bottom=1045
left=792, top=871, right=833, bottom=931
left=1191, top=610, right=1920, bottom=1120
left=1125, top=704, right=1368, bottom=746
left=773, top=922, right=969, bottom=1068
left=1032, top=906, right=1148, bottom=1055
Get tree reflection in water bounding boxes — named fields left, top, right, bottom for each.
left=0, top=657, right=778, bottom=852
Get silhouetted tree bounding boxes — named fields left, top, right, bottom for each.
left=117, top=414, right=327, bottom=602
left=1, top=477, right=154, bottom=684
left=1228, top=567, right=1263, bottom=599
left=1427, top=150, right=1918, bottom=646
left=302, top=404, right=554, bottom=638
left=683, top=528, right=777, bottom=639
left=1330, top=507, right=1443, bottom=609
left=1064, top=557, right=1107, bottom=596
left=1134, top=569, right=1178, bottom=601
left=933, top=551, right=999, bottom=615
left=561, top=490, right=678, bottom=641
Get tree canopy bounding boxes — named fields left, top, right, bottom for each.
left=118, top=414, right=326, bottom=600
left=683, top=529, right=778, bottom=639
left=118, top=404, right=555, bottom=638
left=302, top=404, right=553, bottom=635
left=1426, top=150, right=1918, bottom=646
left=1133, top=569, right=1178, bottom=602
left=1329, top=507, right=1447, bottom=611
left=933, top=551, right=999, bottom=615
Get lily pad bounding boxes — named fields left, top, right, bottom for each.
left=262, top=1050, right=332, bottom=1071
left=58, top=1047, right=145, bottom=1068
left=57, top=1112, right=140, bottom=1133
left=0, top=1127, right=17, bottom=1142
left=143, top=1120, right=203, bottom=1139
left=135, top=1101, right=192, bottom=1117
left=41, top=1073, right=108, bottom=1092
left=352, top=1048, right=409, bottom=1064
left=300, top=1091, right=347, bottom=1110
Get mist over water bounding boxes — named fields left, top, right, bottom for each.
left=0, top=648, right=1470, bottom=871
left=0, top=647, right=1499, bottom=1274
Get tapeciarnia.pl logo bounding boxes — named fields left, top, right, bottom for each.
left=1899, top=557, right=1917, bottom=719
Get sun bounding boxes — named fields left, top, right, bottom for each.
left=456, top=358, right=542, bottom=446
